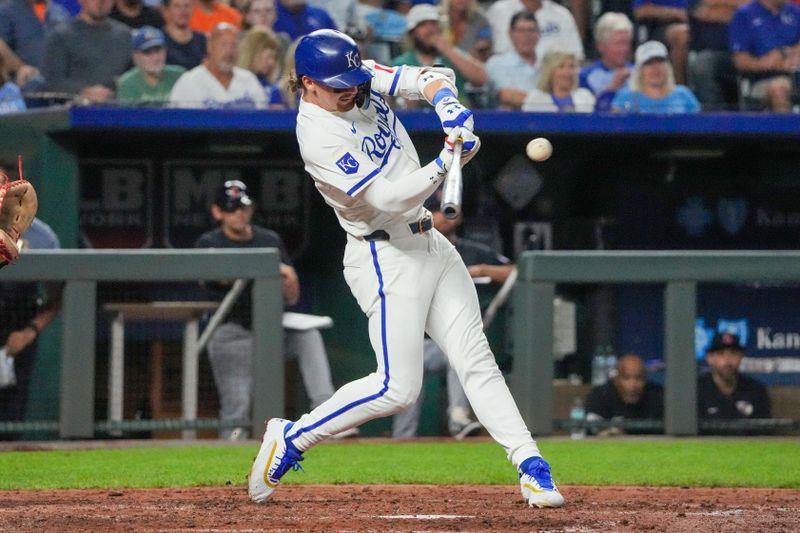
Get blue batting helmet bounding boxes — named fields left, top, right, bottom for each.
left=294, top=30, right=371, bottom=89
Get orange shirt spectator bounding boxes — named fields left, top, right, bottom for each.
left=190, top=0, right=243, bottom=33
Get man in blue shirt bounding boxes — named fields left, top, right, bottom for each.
left=0, top=0, right=70, bottom=91
left=274, top=0, right=337, bottom=41
left=579, top=11, right=634, bottom=111
left=687, top=0, right=747, bottom=110
left=729, top=0, right=800, bottom=112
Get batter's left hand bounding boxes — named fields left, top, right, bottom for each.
left=435, top=91, right=474, bottom=134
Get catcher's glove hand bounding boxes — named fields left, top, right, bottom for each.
left=0, top=164, right=38, bottom=269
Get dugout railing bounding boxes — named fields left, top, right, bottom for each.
left=0, top=249, right=283, bottom=439
left=513, top=250, right=800, bottom=436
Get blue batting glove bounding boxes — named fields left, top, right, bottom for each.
left=433, top=88, right=474, bottom=134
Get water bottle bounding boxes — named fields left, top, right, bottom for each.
left=591, top=346, right=606, bottom=386
left=569, top=397, right=586, bottom=440
left=604, top=345, right=618, bottom=382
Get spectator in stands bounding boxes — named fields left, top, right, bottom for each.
left=276, top=36, right=300, bottom=108
left=392, top=189, right=514, bottom=440
left=111, top=0, right=165, bottom=28
left=171, top=22, right=267, bottom=107
left=344, top=18, right=373, bottom=56
left=237, top=27, right=286, bottom=107
left=486, top=0, right=584, bottom=60
left=357, top=0, right=408, bottom=64
left=307, top=0, right=360, bottom=35
left=0, top=54, right=26, bottom=114
left=729, top=0, right=800, bottom=113
left=163, top=0, right=208, bottom=71
left=242, top=0, right=278, bottom=30
left=632, top=0, right=690, bottom=84
left=0, top=40, right=32, bottom=90
left=195, top=180, right=346, bottom=440
left=486, top=11, right=540, bottom=109
left=698, top=331, right=771, bottom=421
left=687, top=0, right=747, bottom=110
left=190, top=0, right=243, bottom=34
left=441, top=0, right=491, bottom=59
left=585, top=353, right=664, bottom=435
left=0, top=159, right=62, bottom=438
left=42, top=0, right=132, bottom=104
left=612, top=40, right=700, bottom=112
left=522, top=50, right=595, bottom=111
left=0, top=0, right=71, bottom=91
left=274, top=0, right=337, bottom=41
left=391, top=3, right=487, bottom=107
left=117, top=26, right=186, bottom=104
left=470, top=26, right=493, bottom=63
left=579, top=12, right=634, bottom=112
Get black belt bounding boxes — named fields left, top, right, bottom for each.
left=363, top=218, right=433, bottom=241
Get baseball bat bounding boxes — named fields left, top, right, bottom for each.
left=440, top=138, right=463, bottom=219
left=481, top=267, right=518, bottom=331
left=196, top=278, right=247, bottom=353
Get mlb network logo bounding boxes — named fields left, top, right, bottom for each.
left=695, top=318, right=748, bottom=359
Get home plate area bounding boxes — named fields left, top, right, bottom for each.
left=0, top=485, right=797, bottom=532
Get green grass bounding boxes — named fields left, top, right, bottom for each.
left=1, top=439, right=798, bottom=490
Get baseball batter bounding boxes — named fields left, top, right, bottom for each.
left=248, top=29, right=564, bottom=508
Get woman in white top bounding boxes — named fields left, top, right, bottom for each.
left=522, top=50, right=595, bottom=112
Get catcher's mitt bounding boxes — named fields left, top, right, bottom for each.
left=0, top=163, right=38, bottom=269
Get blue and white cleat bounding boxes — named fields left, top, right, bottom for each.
left=248, top=418, right=304, bottom=503
left=519, top=456, right=565, bottom=508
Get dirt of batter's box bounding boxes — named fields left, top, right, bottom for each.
left=0, top=485, right=798, bottom=532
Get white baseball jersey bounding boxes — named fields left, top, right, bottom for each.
left=287, top=60, right=543, bottom=472
left=296, top=61, right=432, bottom=237
left=169, top=65, right=268, bottom=109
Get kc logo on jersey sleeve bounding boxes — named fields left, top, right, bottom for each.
left=336, top=152, right=360, bottom=174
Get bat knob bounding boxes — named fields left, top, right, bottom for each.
left=442, top=203, right=460, bottom=220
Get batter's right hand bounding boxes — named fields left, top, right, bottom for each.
left=437, top=127, right=480, bottom=173
left=444, top=127, right=481, bottom=166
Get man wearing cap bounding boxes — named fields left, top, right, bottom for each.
left=169, top=22, right=267, bottom=108
left=611, top=39, right=700, bottom=112
left=391, top=3, right=487, bottom=107
left=698, top=331, right=771, bottom=422
left=194, top=180, right=340, bottom=440
left=117, top=26, right=186, bottom=104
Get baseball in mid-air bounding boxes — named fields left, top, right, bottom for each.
left=526, top=138, right=553, bottom=162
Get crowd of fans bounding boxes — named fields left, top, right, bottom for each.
left=1, top=0, right=799, bottom=114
